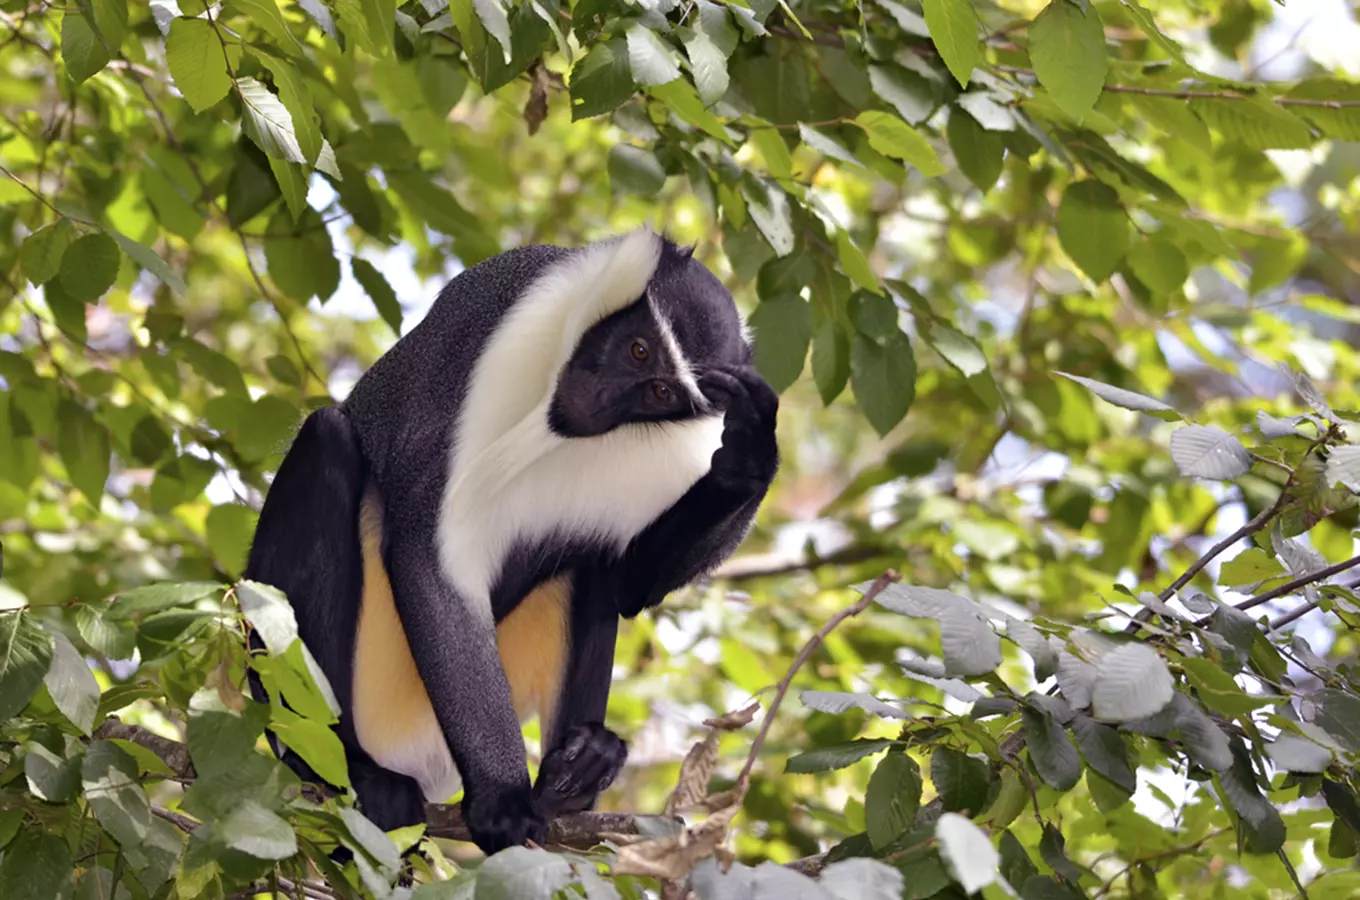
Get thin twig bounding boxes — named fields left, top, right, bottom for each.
left=1267, top=598, right=1323, bottom=632
left=737, top=570, right=901, bottom=786
left=1234, top=554, right=1360, bottom=614
left=1123, top=490, right=1292, bottom=634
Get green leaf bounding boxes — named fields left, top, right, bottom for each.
left=225, top=0, right=306, bottom=55
left=935, top=812, right=1000, bottom=894
left=749, top=128, right=794, bottom=181
left=335, top=0, right=396, bottom=56
left=1286, top=78, right=1360, bottom=141
left=836, top=231, right=879, bottom=294
left=683, top=1, right=736, bottom=106
left=256, top=53, right=321, bottom=166
left=1218, top=547, right=1285, bottom=586
left=749, top=296, right=812, bottom=393
left=922, top=320, right=987, bottom=377
left=188, top=703, right=271, bottom=779
left=351, top=258, right=403, bottom=336
left=1056, top=179, right=1130, bottom=283
left=386, top=170, right=500, bottom=263
left=1029, top=0, right=1107, bottom=121
left=269, top=706, right=353, bottom=788
left=269, top=158, right=308, bottom=222
left=851, top=332, right=916, bottom=435
left=82, top=740, right=153, bottom=849
left=931, top=747, right=992, bottom=814
left=0, top=831, right=73, bottom=899
left=1191, top=95, right=1314, bottom=150
left=855, top=112, right=945, bottom=175
left=1091, top=643, right=1175, bottom=722
left=651, top=79, right=733, bottom=145
left=626, top=24, right=680, bottom=86
left=569, top=40, right=635, bottom=120
left=947, top=109, right=1004, bottom=192
left=109, top=230, right=188, bottom=296
left=1069, top=715, right=1135, bottom=792
left=25, top=740, right=84, bottom=803
left=812, top=319, right=851, bottom=405
left=1127, top=236, right=1188, bottom=296
left=1169, top=424, right=1251, bottom=480
left=785, top=738, right=898, bottom=773
left=742, top=182, right=795, bottom=257
left=1312, top=689, right=1360, bottom=753
left=339, top=807, right=401, bottom=872
left=922, top=0, right=979, bottom=88
left=218, top=799, right=298, bottom=860
left=167, top=18, right=234, bottom=113
left=44, top=631, right=99, bottom=734
left=108, top=581, right=222, bottom=619
left=61, top=12, right=110, bottom=83
left=57, top=399, right=111, bottom=508
left=608, top=144, right=668, bottom=196
left=474, top=845, right=574, bottom=899
left=1021, top=704, right=1082, bottom=791
left=472, top=0, right=513, bottom=64
left=58, top=232, right=122, bottom=302
left=1218, top=737, right=1285, bottom=853
left=1054, top=371, right=1174, bottom=416
left=206, top=504, right=260, bottom=577
left=264, top=207, right=340, bottom=303
left=19, top=220, right=77, bottom=286
left=239, top=76, right=307, bottom=164
left=866, top=752, right=922, bottom=850
left=868, top=63, right=937, bottom=125
left=1180, top=657, right=1276, bottom=716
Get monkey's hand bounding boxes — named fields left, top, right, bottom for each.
left=534, top=723, right=628, bottom=816
left=461, top=784, right=548, bottom=855
left=698, top=366, right=780, bottom=495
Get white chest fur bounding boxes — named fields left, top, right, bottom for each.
left=437, top=415, right=724, bottom=607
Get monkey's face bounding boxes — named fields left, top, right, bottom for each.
left=547, top=248, right=751, bottom=439
left=547, top=299, right=703, bottom=437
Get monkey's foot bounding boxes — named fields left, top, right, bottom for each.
left=463, top=786, right=549, bottom=855
left=535, top=723, right=628, bottom=816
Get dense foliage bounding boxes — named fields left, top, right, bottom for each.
left=3, top=0, right=1360, bottom=895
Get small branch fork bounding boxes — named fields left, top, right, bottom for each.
left=737, top=570, right=901, bottom=787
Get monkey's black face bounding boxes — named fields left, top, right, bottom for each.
left=548, top=244, right=752, bottom=439
left=548, top=301, right=701, bottom=437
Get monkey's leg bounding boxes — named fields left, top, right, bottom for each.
left=242, top=406, right=425, bottom=830
left=533, top=573, right=626, bottom=816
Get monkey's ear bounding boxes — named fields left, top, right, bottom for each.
left=678, top=244, right=696, bottom=260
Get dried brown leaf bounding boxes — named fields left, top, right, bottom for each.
left=704, top=702, right=760, bottom=730
left=524, top=62, right=550, bottom=135
left=665, top=732, right=720, bottom=816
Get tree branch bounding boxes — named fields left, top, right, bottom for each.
left=95, top=716, right=666, bottom=850
left=1234, top=553, right=1360, bottom=614
left=737, top=570, right=901, bottom=786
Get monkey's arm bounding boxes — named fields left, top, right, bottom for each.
left=382, top=505, right=548, bottom=853
left=609, top=366, right=779, bottom=618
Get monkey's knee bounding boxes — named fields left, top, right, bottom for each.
left=352, top=761, right=426, bottom=837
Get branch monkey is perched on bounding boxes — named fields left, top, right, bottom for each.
left=245, top=229, right=780, bottom=855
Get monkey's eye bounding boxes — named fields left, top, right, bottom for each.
left=630, top=340, right=649, bottom=362
left=651, top=381, right=672, bottom=402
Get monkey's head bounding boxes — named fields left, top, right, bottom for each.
left=548, top=239, right=751, bottom=438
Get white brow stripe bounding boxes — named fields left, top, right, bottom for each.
left=649, top=291, right=705, bottom=407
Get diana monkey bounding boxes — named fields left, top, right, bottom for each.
left=243, top=230, right=780, bottom=856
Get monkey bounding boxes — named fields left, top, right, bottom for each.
left=243, top=229, right=779, bottom=856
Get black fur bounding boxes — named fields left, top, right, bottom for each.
left=245, top=236, right=779, bottom=857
